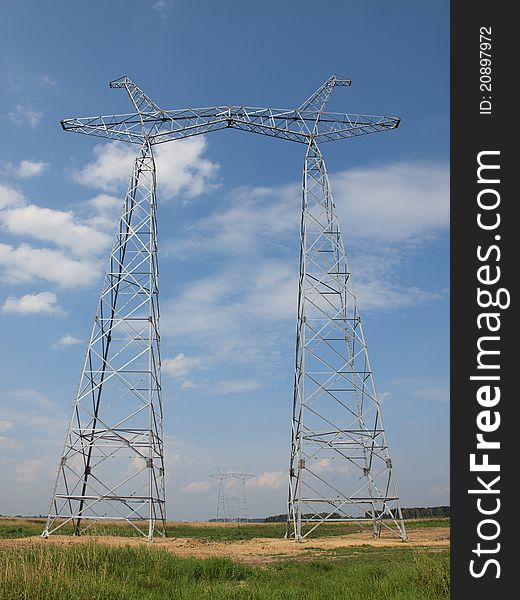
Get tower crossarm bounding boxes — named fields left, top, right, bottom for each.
left=109, top=76, right=165, bottom=115
left=313, top=112, right=400, bottom=143
left=299, top=74, right=352, bottom=113
left=60, top=113, right=150, bottom=144
left=61, top=107, right=399, bottom=145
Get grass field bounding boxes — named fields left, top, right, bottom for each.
left=0, top=517, right=450, bottom=541
left=0, top=519, right=450, bottom=599
left=0, top=542, right=449, bottom=600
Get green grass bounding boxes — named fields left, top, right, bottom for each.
left=0, top=542, right=449, bottom=600
left=0, top=518, right=449, bottom=541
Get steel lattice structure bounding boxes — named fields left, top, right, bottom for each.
left=43, top=74, right=406, bottom=542
left=209, top=470, right=256, bottom=523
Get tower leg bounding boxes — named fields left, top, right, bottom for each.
left=43, top=139, right=166, bottom=540
left=286, top=140, right=406, bottom=541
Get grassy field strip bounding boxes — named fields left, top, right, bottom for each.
left=0, top=541, right=449, bottom=600
left=0, top=518, right=450, bottom=540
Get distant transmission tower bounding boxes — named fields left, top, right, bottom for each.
left=209, top=471, right=255, bottom=522
left=43, top=74, right=405, bottom=542
left=209, top=471, right=228, bottom=522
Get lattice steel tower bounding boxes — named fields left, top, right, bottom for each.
left=42, top=74, right=406, bottom=542
left=43, top=80, right=167, bottom=541
left=210, top=470, right=256, bottom=522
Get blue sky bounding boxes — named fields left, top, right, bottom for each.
left=0, top=0, right=449, bottom=520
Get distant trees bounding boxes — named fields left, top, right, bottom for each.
left=265, top=506, right=450, bottom=522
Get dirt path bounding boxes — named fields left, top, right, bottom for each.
left=1, top=527, right=450, bottom=565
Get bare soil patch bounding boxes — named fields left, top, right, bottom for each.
left=0, top=526, right=450, bottom=565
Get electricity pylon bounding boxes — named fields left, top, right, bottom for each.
left=209, top=470, right=255, bottom=522
left=43, top=74, right=405, bottom=542
left=42, top=81, right=166, bottom=541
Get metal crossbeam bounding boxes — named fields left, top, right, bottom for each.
left=61, top=107, right=399, bottom=145
left=59, top=74, right=398, bottom=146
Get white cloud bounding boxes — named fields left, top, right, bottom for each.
left=155, top=140, right=219, bottom=200
left=0, top=184, right=27, bottom=210
left=15, top=459, right=43, bottom=483
left=162, top=355, right=261, bottom=395
left=0, top=243, right=100, bottom=288
left=8, top=104, right=43, bottom=127
left=1, top=291, right=65, bottom=316
left=16, top=160, right=49, bottom=178
left=36, top=74, right=56, bottom=86
left=248, top=471, right=286, bottom=490
left=160, top=160, right=448, bottom=368
left=0, top=186, right=113, bottom=288
left=163, top=353, right=202, bottom=379
left=72, top=142, right=135, bottom=191
left=153, top=0, right=171, bottom=17
left=1, top=160, right=49, bottom=179
left=0, top=204, right=111, bottom=256
left=332, top=161, right=449, bottom=242
left=162, top=260, right=296, bottom=338
left=180, top=380, right=199, bottom=390
left=82, top=194, right=122, bottom=231
left=0, top=419, right=13, bottom=433
left=165, top=183, right=298, bottom=260
left=72, top=138, right=219, bottom=201
left=86, top=193, right=121, bottom=213
left=166, top=161, right=448, bottom=259
left=181, top=480, right=211, bottom=493
left=313, top=459, right=334, bottom=474
left=55, top=334, right=82, bottom=347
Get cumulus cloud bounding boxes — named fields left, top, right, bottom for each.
left=181, top=480, right=211, bottom=493
left=0, top=184, right=27, bottom=210
left=1, top=291, right=65, bottom=316
left=248, top=471, right=286, bottom=490
left=0, top=243, right=100, bottom=288
left=313, top=459, right=334, bottom=474
left=332, top=161, right=449, bottom=241
left=82, top=194, right=122, bottom=231
left=0, top=419, right=14, bottom=433
left=8, top=105, right=43, bottom=128
left=163, top=353, right=202, bottom=379
left=155, top=140, right=219, bottom=200
left=17, top=160, right=49, bottom=178
left=0, top=204, right=111, bottom=256
left=1, top=160, right=49, bottom=179
left=0, top=185, right=111, bottom=288
left=72, top=138, right=219, bottom=201
left=54, top=334, right=82, bottom=347
left=71, top=142, right=135, bottom=191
